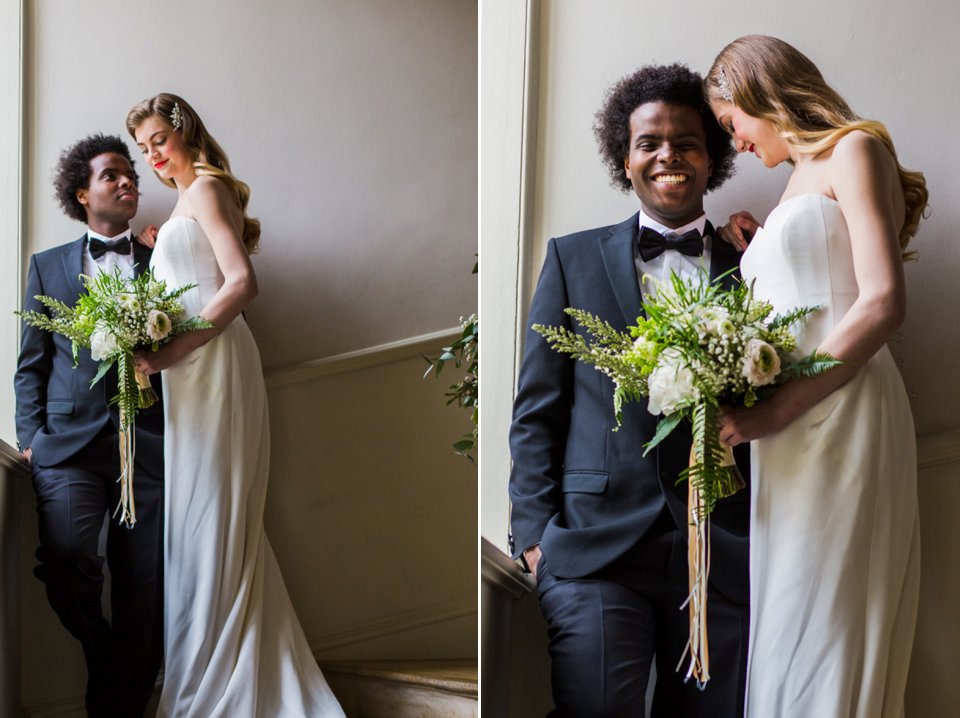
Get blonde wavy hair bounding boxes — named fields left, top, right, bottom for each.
left=705, top=35, right=928, bottom=259
left=125, top=93, right=261, bottom=253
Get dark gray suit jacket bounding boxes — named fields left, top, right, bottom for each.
left=508, top=213, right=750, bottom=604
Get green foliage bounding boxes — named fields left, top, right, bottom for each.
left=534, top=308, right=648, bottom=428
left=16, top=265, right=213, bottom=424
left=778, top=350, right=845, bottom=380
left=532, top=268, right=843, bottom=520
left=423, top=313, right=478, bottom=462
left=678, top=402, right=745, bottom=518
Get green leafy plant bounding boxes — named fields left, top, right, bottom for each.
left=423, top=259, right=478, bottom=463
left=423, top=313, right=477, bottom=462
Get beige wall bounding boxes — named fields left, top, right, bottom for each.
left=15, top=0, right=477, bottom=713
left=909, top=434, right=960, bottom=715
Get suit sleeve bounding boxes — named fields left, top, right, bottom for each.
left=508, top=238, right=575, bottom=559
left=14, top=255, right=53, bottom=451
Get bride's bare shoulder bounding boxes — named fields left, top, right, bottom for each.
left=183, top=175, right=239, bottom=217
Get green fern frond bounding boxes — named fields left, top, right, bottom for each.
left=778, top=350, right=844, bottom=380
left=768, top=305, right=820, bottom=331
left=678, top=402, right=744, bottom=519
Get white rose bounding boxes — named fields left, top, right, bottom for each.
left=647, top=349, right=698, bottom=416
left=741, top=338, right=781, bottom=386
left=90, top=327, right=119, bottom=361
left=146, top=310, right=172, bottom=342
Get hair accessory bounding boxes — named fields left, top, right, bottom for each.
left=170, top=102, right=183, bottom=131
left=716, top=67, right=734, bottom=102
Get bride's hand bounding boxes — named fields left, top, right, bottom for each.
left=718, top=400, right=785, bottom=446
left=134, top=342, right=181, bottom=375
left=135, top=224, right=159, bottom=249
left=717, top=211, right=762, bottom=252
left=134, top=330, right=215, bottom=375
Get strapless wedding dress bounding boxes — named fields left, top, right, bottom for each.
left=740, top=194, right=920, bottom=718
left=151, top=216, right=345, bottom=717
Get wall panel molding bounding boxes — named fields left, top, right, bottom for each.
left=307, top=595, right=477, bottom=654
left=917, top=429, right=960, bottom=469
left=264, top=327, right=463, bottom=389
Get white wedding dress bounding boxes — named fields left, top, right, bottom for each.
left=740, top=194, right=921, bottom=718
left=151, top=216, right=345, bottom=717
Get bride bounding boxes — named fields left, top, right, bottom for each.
left=127, top=93, right=345, bottom=717
left=705, top=36, right=925, bottom=718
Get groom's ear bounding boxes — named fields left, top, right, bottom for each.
left=76, top=188, right=89, bottom=207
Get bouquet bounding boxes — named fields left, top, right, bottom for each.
left=18, top=266, right=212, bottom=527
left=533, top=269, right=839, bottom=687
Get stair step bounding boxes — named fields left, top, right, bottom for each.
left=320, top=660, right=477, bottom=718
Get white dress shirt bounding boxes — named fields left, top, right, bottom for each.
left=83, top=228, right=135, bottom=279
left=634, top=210, right=711, bottom=298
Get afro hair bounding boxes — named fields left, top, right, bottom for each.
left=594, top=63, right=736, bottom=194
left=53, top=134, right=138, bottom=223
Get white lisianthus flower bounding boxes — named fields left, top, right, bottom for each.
left=90, top=326, right=119, bottom=361
left=146, top=310, right=172, bottom=342
left=742, top=338, right=781, bottom=386
left=647, top=349, right=699, bottom=415
left=118, top=293, right=141, bottom=313
left=716, top=318, right=737, bottom=336
left=631, top=335, right=658, bottom=362
left=694, top=305, right=730, bottom=337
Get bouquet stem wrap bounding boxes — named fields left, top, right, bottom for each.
left=113, top=358, right=157, bottom=528
left=677, top=402, right=744, bottom=687
left=116, top=405, right=137, bottom=527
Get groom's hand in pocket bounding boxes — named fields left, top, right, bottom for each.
left=523, top=545, right=542, bottom=580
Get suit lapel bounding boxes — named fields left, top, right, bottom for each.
left=707, top=220, right=742, bottom=289
left=599, top=213, right=644, bottom=327
left=61, top=235, right=87, bottom=300
left=133, top=239, right=152, bottom=278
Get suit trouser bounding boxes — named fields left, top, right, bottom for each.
left=536, top=528, right=748, bottom=718
left=31, top=427, right=163, bottom=718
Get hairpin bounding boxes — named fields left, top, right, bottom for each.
left=170, top=102, right=183, bottom=131
left=716, top=67, right=734, bottom=102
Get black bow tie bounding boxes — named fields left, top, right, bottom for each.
left=637, top=226, right=704, bottom=262
left=89, top=236, right=132, bottom=260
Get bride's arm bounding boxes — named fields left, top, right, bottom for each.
left=719, top=132, right=907, bottom=445
left=135, top=176, right=258, bottom=374
left=186, top=175, right=259, bottom=328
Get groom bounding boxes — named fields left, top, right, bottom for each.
left=509, top=64, right=751, bottom=717
left=15, top=134, right=164, bottom=718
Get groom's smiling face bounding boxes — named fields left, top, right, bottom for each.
left=623, top=101, right=713, bottom=228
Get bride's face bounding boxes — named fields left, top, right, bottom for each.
left=134, top=115, right=193, bottom=183
left=710, top=100, right=788, bottom=168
